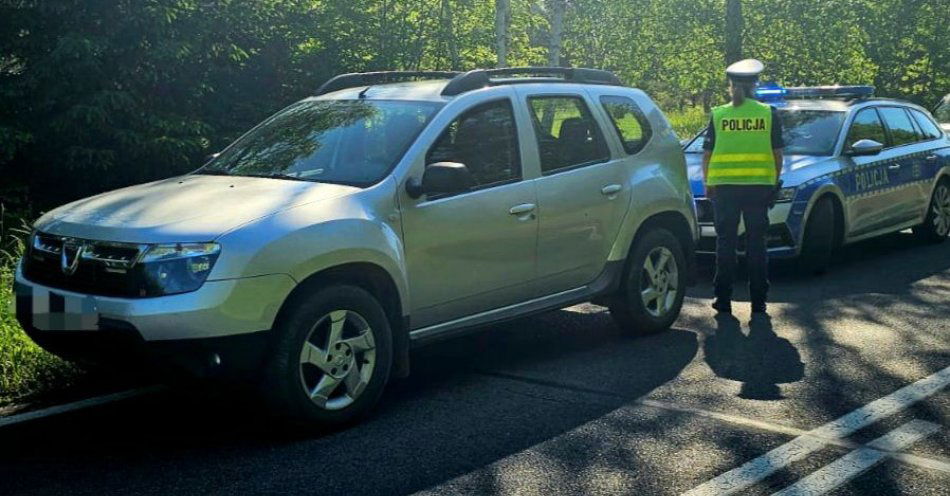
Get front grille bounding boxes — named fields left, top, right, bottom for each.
left=24, top=233, right=150, bottom=297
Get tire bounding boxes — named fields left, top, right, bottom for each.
left=608, top=228, right=687, bottom=336
left=913, top=179, right=950, bottom=244
left=798, top=197, right=835, bottom=275
left=261, top=284, right=393, bottom=428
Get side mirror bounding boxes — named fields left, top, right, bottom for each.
left=406, top=162, right=475, bottom=199
left=846, top=139, right=883, bottom=157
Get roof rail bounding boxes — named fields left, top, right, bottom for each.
left=441, top=67, right=623, bottom=96
left=316, top=71, right=461, bottom=95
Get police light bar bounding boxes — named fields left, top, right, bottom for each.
left=754, top=82, right=787, bottom=102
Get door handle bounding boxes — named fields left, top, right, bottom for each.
left=925, top=154, right=939, bottom=161
left=887, top=163, right=902, bottom=170
left=508, top=203, right=536, bottom=215
left=601, top=184, right=622, bottom=196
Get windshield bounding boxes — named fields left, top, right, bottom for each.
left=684, top=108, right=846, bottom=156
left=200, top=99, right=441, bottom=185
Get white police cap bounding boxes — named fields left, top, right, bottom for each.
left=726, top=58, right=764, bottom=81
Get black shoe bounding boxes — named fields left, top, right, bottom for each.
left=712, top=299, right=732, bottom=314
left=751, top=302, right=767, bottom=314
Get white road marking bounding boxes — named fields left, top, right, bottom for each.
left=482, top=369, right=950, bottom=475
left=0, top=386, right=162, bottom=428
left=683, top=365, right=950, bottom=496
left=639, top=399, right=950, bottom=475
left=771, top=420, right=940, bottom=496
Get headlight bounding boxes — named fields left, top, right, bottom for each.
left=139, top=242, right=221, bottom=296
left=775, top=187, right=797, bottom=203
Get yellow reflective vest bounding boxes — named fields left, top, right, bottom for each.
left=707, top=100, right=778, bottom=186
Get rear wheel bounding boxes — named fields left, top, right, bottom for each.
left=608, top=229, right=686, bottom=336
left=798, top=197, right=835, bottom=275
left=913, top=179, right=950, bottom=244
left=261, top=285, right=392, bottom=428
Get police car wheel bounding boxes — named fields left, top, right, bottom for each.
left=609, top=229, right=686, bottom=335
left=913, top=180, right=950, bottom=244
left=798, top=197, right=835, bottom=275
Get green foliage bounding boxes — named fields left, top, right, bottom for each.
left=0, top=215, right=80, bottom=405
left=2, top=0, right=948, bottom=213
left=666, top=106, right=709, bottom=140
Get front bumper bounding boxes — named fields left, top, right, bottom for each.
left=13, top=263, right=296, bottom=374
left=694, top=200, right=798, bottom=258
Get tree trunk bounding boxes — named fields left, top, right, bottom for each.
left=495, top=0, right=509, bottom=68
left=725, top=0, right=743, bottom=64
left=547, top=0, right=566, bottom=67
left=441, top=0, right=460, bottom=70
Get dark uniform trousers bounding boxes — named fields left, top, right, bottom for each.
left=712, top=184, right=774, bottom=306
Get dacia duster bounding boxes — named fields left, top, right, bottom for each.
left=15, top=68, right=697, bottom=426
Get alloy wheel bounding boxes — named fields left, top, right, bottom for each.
left=639, top=246, right=680, bottom=318
left=298, top=309, right=376, bottom=410
left=932, top=184, right=950, bottom=237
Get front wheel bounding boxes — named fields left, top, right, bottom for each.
left=798, top=197, right=835, bottom=275
left=608, top=229, right=686, bottom=336
left=261, top=285, right=393, bottom=428
left=913, top=180, right=950, bottom=244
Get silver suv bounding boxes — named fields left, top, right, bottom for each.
left=14, top=68, right=697, bottom=425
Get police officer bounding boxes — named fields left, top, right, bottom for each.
left=702, top=59, right=784, bottom=314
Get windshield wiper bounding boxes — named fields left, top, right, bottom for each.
left=242, top=172, right=313, bottom=182
left=194, top=168, right=232, bottom=176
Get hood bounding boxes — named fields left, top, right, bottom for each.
left=34, top=174, right=359, bottom=243
left=686, top=153, right=830, bottom=197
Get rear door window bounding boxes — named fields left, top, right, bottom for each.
left=600, top=96, right=653, bottom=154
left=527, top=96, right=610, bottom=174
left=910, top=109, right=942, bottom=140
left=879, top=107, right=920, bottom=147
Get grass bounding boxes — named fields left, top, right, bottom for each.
left=0, top=210, right=81, bottom=406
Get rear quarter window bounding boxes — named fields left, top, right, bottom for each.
left=600, top=95, right=653, bottom=154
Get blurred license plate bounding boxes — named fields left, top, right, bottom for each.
left=27, top=288, right=99, bottom=331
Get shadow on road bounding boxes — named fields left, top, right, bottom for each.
left=694, top=231, right=950, bottom=303
left=0, top=309, right=697, bottom=496
left=704, top=313, right=804, bottom=400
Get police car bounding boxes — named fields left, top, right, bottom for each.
left=685, top=84, right=950, bottom=273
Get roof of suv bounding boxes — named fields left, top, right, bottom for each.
left=319, top=80, right=456, bottom=102
left=314, top=68, right=625, bottom=102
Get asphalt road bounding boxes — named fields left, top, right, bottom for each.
left=1, top=231, right=949, bottom=495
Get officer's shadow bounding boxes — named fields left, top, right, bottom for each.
left=703, top=313, right=805, bottom=400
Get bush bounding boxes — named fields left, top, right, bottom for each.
left=666, top=106, right=708, bottom=140
left=0, top=213, right=81, bottom=406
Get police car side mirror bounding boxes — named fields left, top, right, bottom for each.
left=847, top=139, right=883, bottom=157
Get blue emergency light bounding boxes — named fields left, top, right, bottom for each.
left=753, top=82, right=787, bottom=102
left=755, top=83, right=874, bottom=102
